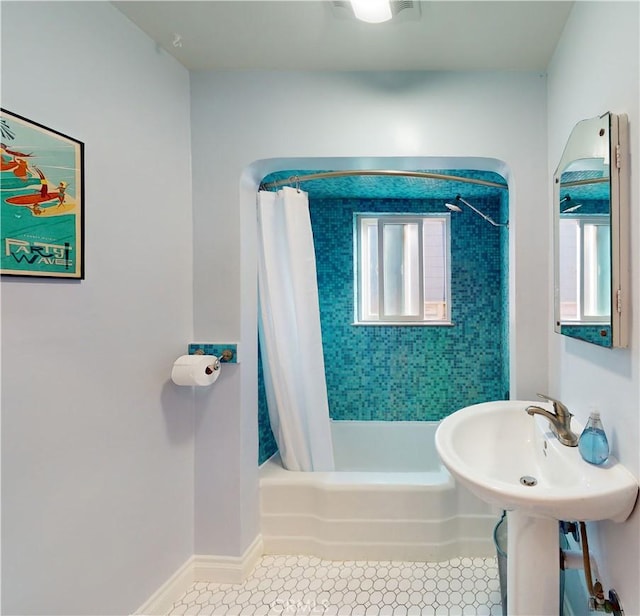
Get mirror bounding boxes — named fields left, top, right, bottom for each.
left=553, top=112, right=629, bottom=348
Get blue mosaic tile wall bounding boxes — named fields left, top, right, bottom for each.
left=314, top=196, right=509, bottom=423
left=258, top=193, right=510, bottom=464
left=559, top=325, right=612, bottom=346
left=500, top=192, right=510, bottom=393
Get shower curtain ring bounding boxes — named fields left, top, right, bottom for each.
left=292, top=175, right=301, bottom=193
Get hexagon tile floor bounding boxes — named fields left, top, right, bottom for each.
left=167, top=554, right=503, bottom=615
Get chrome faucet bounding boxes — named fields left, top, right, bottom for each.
left=526, top=394, right=579, bottom=447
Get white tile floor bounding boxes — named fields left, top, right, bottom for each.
left=167, top=554, right=503, bottom=615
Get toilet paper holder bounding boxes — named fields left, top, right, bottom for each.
left=189, top=343, right=238, bottom=363
left=205, top=358, right=220, bottom=374
left=194, top=348, right=234, bottom=363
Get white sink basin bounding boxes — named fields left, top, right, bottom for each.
left=435, top=400, right=638, bottom=522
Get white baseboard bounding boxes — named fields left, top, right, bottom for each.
left=193, top=534, right=264, bottom=584
left=134, top=535, right=263, bottom=615
left=134, top=556, right=195, bottom=616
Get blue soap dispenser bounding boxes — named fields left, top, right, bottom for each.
left=578, top=411, right=609, bottom=465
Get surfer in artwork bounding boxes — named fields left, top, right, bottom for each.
left=13, top=158, right=29, bottom=178
left=5, top=166, right=59, bottom=214
left=32, top=168, right=53, bottom=214
left=1, top=143, right=33, bottom=177
left=3, top=149, right=75, bottom=217
left=38, top=167, right=50, bottom=198
left=57, top=181, right=68, bottom=206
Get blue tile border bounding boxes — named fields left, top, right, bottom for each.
left=558, top=325, right=611, bottom=347
left=188, top=343, right=238, bottom=363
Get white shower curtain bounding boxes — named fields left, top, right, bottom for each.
left=257, top=187, right=335, bottom=471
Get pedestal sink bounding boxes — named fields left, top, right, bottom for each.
left=435, top=400, right=639, bottom=616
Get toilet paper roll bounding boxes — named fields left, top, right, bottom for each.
left=171, top=355, right=221, bottom=386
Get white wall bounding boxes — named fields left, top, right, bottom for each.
left=1, top=2, right=195, bottom=614
left=547, top=1, right=640, bottom=611
left=190, top=70, right=550, bottom=555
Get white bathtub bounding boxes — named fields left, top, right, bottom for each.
left=260, top=420, right=497, bottom=562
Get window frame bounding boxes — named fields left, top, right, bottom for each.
left=354, top=212, right=452, bottom=326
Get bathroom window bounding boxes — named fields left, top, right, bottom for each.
left=355, top=214, right=451, bottom=325
left=558, top=216, right=611, bottom=322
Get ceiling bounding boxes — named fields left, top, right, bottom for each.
left=112, top=1, right=574, bottom=72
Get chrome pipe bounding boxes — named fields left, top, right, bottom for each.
left=260, top=169, right=508, bottom=191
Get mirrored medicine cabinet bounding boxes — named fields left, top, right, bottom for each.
left=553, top=112, right=629, bottom=348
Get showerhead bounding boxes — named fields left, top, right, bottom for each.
left=445, top=202, right=463, bottom=212
left=560, top=194, right=582, bottom=213
left=444, top=195, right=508, bottom=228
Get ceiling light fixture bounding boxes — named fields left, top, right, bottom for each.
left=350, top=0, right=393, bottom=23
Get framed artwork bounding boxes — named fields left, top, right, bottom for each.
left=1, top=109, right=84, bottom=278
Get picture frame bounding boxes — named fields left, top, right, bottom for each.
left=1, top=109, right=84, bottom=279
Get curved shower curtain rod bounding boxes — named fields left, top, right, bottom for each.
left=259, top=169, right=509, bottom=191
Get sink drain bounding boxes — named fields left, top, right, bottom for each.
left=520, top=475, right=537, bottom=487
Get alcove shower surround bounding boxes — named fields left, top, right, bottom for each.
left=258, top=173, right=510, bottom=464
